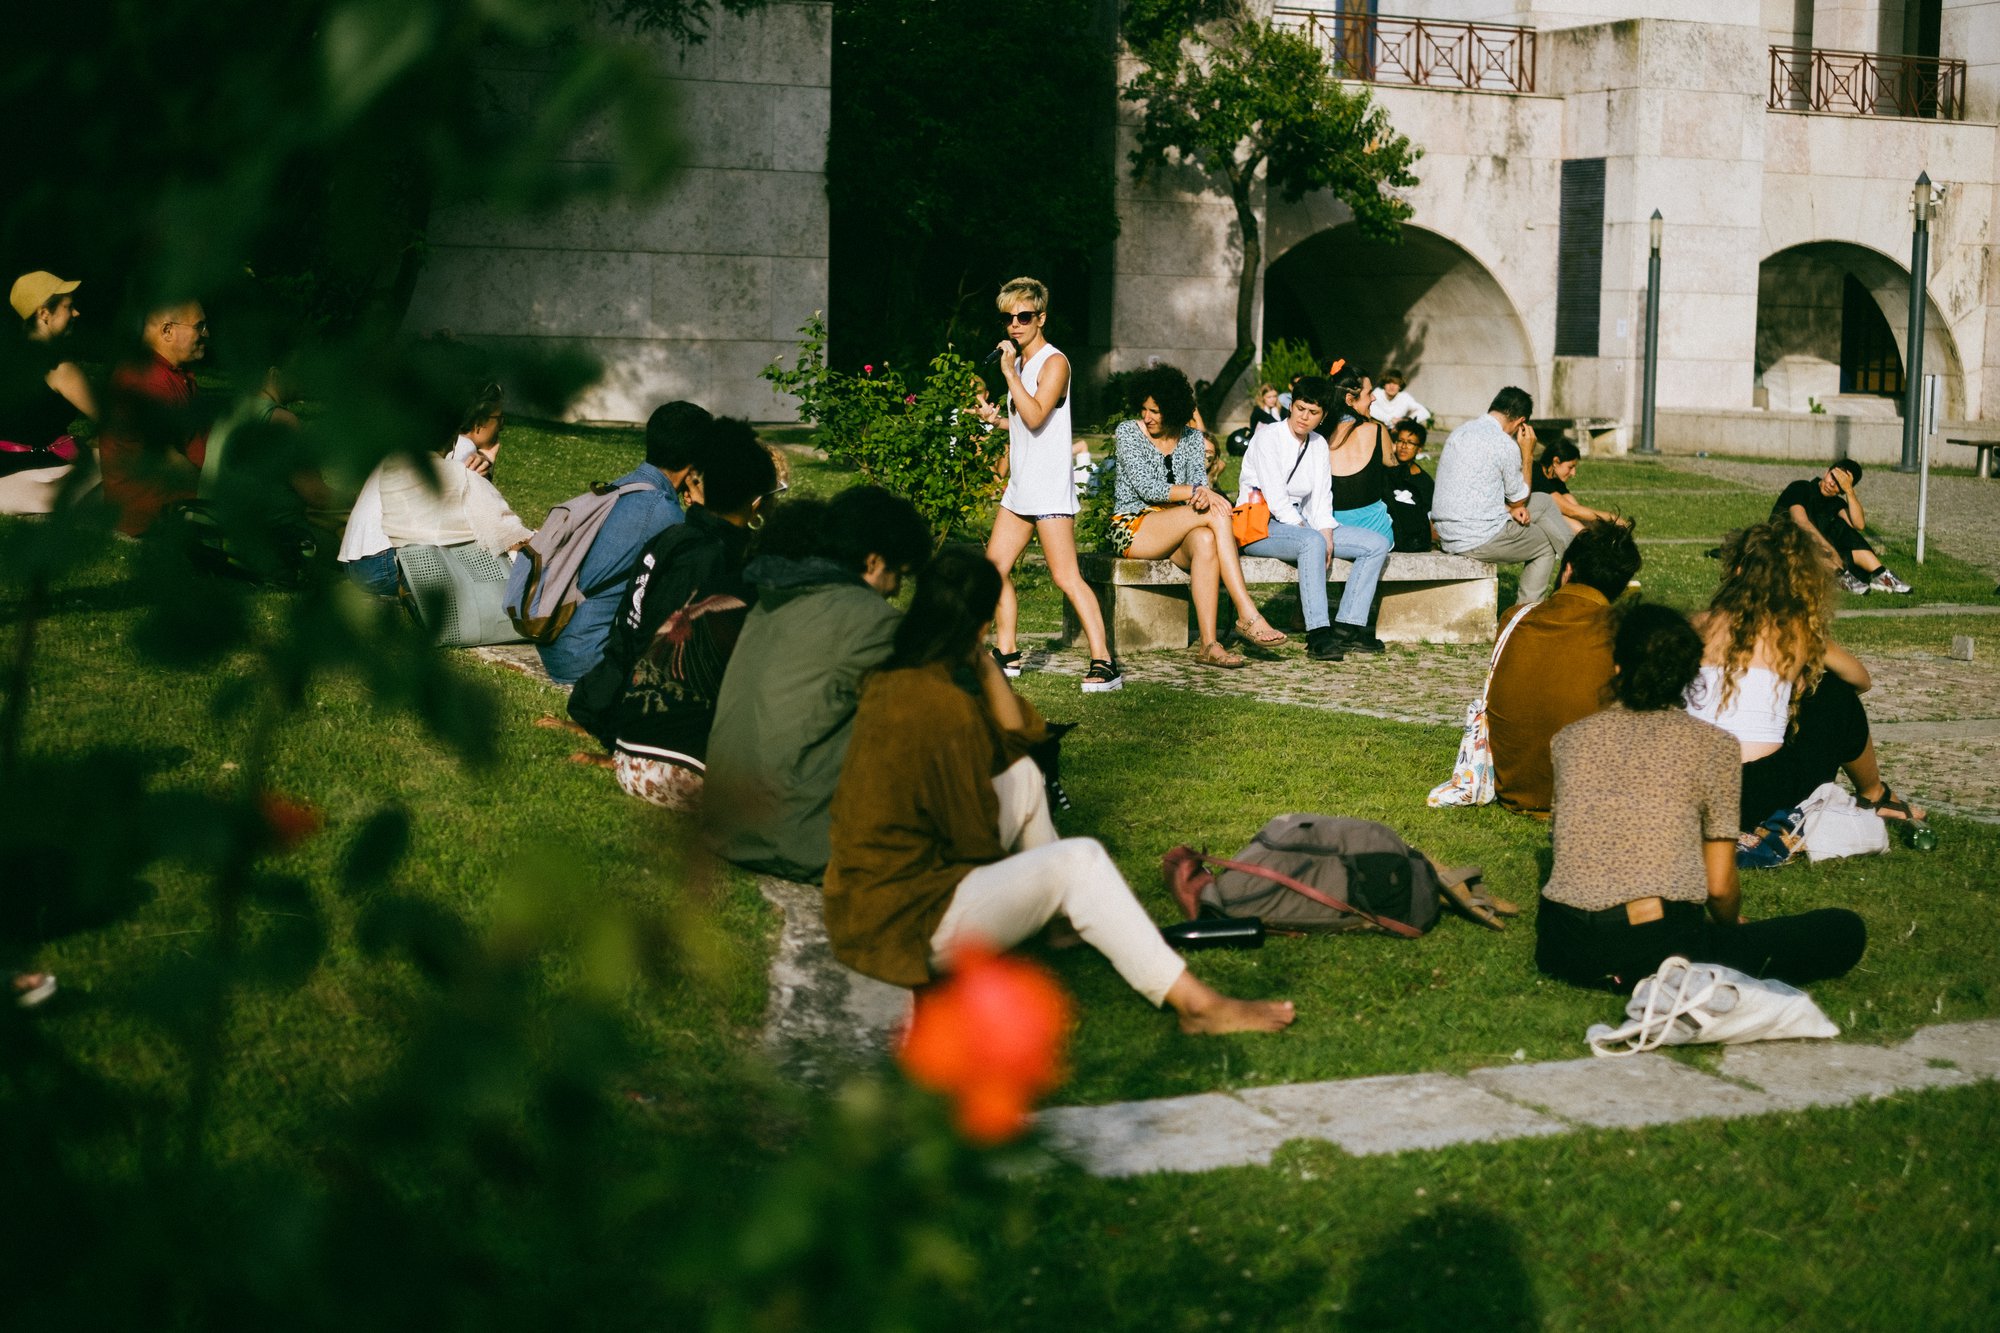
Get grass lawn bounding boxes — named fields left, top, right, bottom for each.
left=8, top=422, right=1997, bottom=1327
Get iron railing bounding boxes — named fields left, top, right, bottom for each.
left=1768, top=46, right=1966, bottom=120
left=1273, top=7, right=1537, bottom=94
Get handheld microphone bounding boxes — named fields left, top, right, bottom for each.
left=983, top=345, right=1006, bottom=365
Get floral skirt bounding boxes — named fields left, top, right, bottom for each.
left=614, top=749, right=705, bottom=811
left=1107, top=507, right=1157, bottom=555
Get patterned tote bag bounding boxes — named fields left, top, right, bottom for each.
left=1427, top=607, right=1530, bottom=808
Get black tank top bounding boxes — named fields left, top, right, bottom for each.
left=1329, top=423, right=1388, bottom=510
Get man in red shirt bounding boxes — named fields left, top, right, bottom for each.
left=99, top=300, right=209, bottom=535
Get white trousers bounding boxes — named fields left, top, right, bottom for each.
left=930, top=758, right=1188, bottom=1007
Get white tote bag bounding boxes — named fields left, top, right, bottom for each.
left=1586, top=956, right=1840, bottom=1057
left=1796, top=782, right=1891, bottom=863
left=1427, top=607, right=1531, bottom=808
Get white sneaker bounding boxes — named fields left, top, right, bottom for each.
left=1870, top=569, right=1912, bottom=595
left=1838, top=570, right=1871, bottom=595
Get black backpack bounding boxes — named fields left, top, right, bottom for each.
left=1165, top=814, right=1450, bottom=936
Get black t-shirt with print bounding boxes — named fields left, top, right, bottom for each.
left=1384, top=463, right=1435, bottom=552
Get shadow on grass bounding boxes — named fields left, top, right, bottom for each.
left=1343, top=1205, right=1541, bottom=1332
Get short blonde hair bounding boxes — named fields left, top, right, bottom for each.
left=996, top=276, right=1048, bottom=314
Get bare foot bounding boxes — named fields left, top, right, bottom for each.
left=568, top=751, right=615, bottom=770
left=536, top=714, right=591, bottom=737
left=1165, top=973, right=1296, bottom=1034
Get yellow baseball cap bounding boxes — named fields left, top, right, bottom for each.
left=10, top=271, right=81, bottom=320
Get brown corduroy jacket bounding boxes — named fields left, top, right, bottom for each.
left=1486, top=582, right=1616, bottom=817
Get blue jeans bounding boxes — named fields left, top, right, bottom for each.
left=1242, top=521, right=1391, bottom=631
left=1329, top=524, right=1391, bottom=628
left=341, top=549, right=401, bottom=598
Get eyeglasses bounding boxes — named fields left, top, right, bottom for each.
left=1002, top=310, right=1041, bottom=325
left=761, top=479, right=790, bottom=501
left=164, top=321, right=210, bottom=336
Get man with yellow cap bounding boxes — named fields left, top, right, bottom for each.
left=0, top=271, right=97, bottom=515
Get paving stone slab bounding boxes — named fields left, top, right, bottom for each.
left=1036, top=1095, right=1290, bottom=1178
left=1467, top=1055, right=1783, bottom=1128
left=758, top=877, right=910, bottom=1086
left=1896, top=1020, right=2000, bottom=1078
left=1718, top=1040, right=1976, bottom=1108
left=1237, top=1073, right=1566, bottom=1157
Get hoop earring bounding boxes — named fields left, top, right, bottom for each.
left=748, top=512, right=766, bottom=531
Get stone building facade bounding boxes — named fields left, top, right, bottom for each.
left=1111, top=0, right=2000, bottom=461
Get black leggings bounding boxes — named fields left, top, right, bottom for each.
left=1739, top=674, right=1870, bottom=828
left=1535, top=897, right=1867, bottom=994
left=1810, top=512, right=1877, bottom=566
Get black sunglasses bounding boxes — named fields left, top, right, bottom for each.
left=1002, top=310, right=1041, bottom=325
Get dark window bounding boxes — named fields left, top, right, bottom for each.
left=1839, top=274, right=1904, bottom=396
left=1555, top=158, right=1606, bottom=357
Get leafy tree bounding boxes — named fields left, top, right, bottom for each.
left=1123, top=2, right=1421, bottom=422
left=827, top=0, right=1119, bottom=373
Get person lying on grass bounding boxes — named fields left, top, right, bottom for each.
left=1686, top=520, right=1923, bottom=829
left=823, top=547, right=1296, bottom=1035
left=1538, top=602, right=1867, bottom=992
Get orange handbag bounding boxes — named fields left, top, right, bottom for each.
left=1230, top=493, right=1270, bottom=546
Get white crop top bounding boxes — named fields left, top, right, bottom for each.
left=1684, top=665, right=1791, bottom=745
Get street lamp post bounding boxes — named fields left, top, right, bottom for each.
left=1898, top=173, right=1934, bottom=474
left=1636, top=210, right=1662, bottom=456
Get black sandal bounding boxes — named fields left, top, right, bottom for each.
left=1081, top=658, right=1125, bottom=693
left=1857, top=786, right=1919, bottom=821
left=991, top=647, right=1023, bottom=678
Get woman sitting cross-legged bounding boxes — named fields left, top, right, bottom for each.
left=824, top=548, right=1297, bottom=1035
left=1109, top=364, right=1287, bottom=668
left=1537, top=602, right=1867, bottom=992
left=1687, top=520, right=1923, bottom=830
left=1531, top=438, right=1622, bottom=535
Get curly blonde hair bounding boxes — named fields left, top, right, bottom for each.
left=1705, top=519, right=1835, bottom=722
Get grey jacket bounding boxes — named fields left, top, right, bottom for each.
left=701, top=569, right=899, bottom=881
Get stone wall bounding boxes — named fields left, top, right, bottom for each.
left=403, top=3, right=831, bottom=424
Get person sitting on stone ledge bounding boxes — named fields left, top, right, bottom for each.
left=1109, top=363, right=1287, bottom=668
left=1432, top=385, right=1574, bottom=607
left=1773, top=458, right=1910, bottom=595
left=1235, top=375, right=1385, bottom=662
left=823, top=547, right=1296, bottom=1035
left=1687, top=519, right=1923, bottom=830
left=566, top=423, right=778, bottom=810
left=1486, top=518, right=1643, bottom=819
left=1383, top=419, right=1436, bottom=553
left=535, top=400, right=716, bottom=686
left=1530, top=438, right=1624, bottom=535
left=1538, top=601, right=1866, bottom=993
left=702, top=484, right=932, bottom=882
left=98, top=298, right=211, bottom=536
left=1367, top=368, right=1430, bottom=429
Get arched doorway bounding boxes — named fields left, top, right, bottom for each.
left=1261, top=223, right=1535, bottom=423
left=1755, top=242, right=1964, bottom=418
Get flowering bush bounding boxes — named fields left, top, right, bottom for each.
left=764, top=315, right=1006, bottom=546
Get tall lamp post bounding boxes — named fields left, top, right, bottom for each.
left=1898, top=173, right=1934, bottom=474
left=1636, top=210, right=1662, bottom=456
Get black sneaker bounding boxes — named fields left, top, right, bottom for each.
left=1081, top=658, right=1125, bottom=693
left=992, top=647, right=1023, bottom=678
left=1305, top=628, right=1345, bottom=662
left=1333, top=623, right=1386, bottom=654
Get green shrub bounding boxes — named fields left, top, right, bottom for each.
left=1253, top=337, right=1322, bottom=393
left=764, top=315, right=1005, bottom=546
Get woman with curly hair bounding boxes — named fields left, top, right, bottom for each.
left=1537, top=602, right=1866, bottom=991
left=1108, top=364, right=1286, bottom=668
left=1686, top=520, right=1921, bottom=830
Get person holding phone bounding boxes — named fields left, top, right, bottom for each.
left=978, top=277, right=1121, bottom=693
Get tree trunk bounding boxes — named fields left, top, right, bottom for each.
left=1202, top=169, right=1262, bottom=427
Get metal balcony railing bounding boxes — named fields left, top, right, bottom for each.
left=1273, top=7, right=1537, bottom=94
left=1768, top=46, right=1966, bottom=120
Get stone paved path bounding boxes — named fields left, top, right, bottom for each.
left=1034, top=1020, right=2000, bottom=1177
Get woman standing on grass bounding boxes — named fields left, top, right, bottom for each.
left=978, top=277, right=1121, bottom=693
left=1109, top=364, right=1287, bottom=669
left=824, top=548, right=1296, bottom=1034
left=1537, top=602, right=1866, bottom=992
left=1687, top=520, right=1922, bottom=830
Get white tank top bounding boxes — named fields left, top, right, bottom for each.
left=1000, top=343, right=1077, bottom=518
left=1684, top=665, right=1792, bottom=744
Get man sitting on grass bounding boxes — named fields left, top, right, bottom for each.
left=702, top=485, right=932, bottom=881
left=1773, top=459, right=1910, bottom=595
left=536, top=400, right=715, bottom=685
left=1485, top=519, right=1643, bottom=818
left=1431, top=385, right=1574, bottom=606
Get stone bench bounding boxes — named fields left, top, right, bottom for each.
left=1064, top=552, right=1498, bottom=655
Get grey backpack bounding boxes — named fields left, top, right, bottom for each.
left=502, top=480, right=655, bottom=643
left=1164, top=814, right=1449, bottom=936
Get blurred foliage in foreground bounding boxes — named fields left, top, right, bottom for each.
left=0, top=1, right=1038, bottom=1326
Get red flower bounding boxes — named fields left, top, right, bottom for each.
left=863, top=364, right=874, bottom=374
left=898, top=940, right=1072, bottom=1144
left=257, top=793, right=323, bottom=851
left=904, top=394, right=917, bottom=405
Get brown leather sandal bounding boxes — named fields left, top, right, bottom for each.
left=1191, top=640, right=1247, bottom=669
